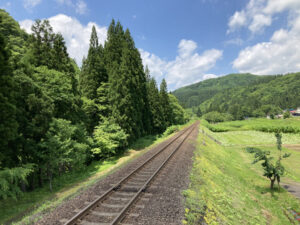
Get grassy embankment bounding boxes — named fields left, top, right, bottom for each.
left=0, top=121, right=195, bottom=225
left=183, top=122, right=300, bottom=225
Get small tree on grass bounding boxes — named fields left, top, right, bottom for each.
left=283, top=111, right=290, bottom=119
left=246, top=133, right=291, bottom=190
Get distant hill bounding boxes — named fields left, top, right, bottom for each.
left=172, top=72, right=300, bottom=119
left=172, top=73, right=274, bottom=108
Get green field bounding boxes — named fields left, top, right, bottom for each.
left=202, top=118, right=300, bottom=133
left=183, top=128, right=300, bottom=225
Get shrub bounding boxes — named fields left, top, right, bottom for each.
left=203, top=111, right=233, bottom=123
left=283, top=111, right=291, bottom=119
left=92, top=120, right=128, bottom=158
left=163, top=125, right=180, bottom=137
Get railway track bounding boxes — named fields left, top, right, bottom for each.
left=64, top=122, right=197, bottom=225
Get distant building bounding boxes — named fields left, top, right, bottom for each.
left=290, top=107, right=300, bottom=116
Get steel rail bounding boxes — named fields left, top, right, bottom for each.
left=109, top=123, right=196, bottom=225
left=64, top=123, right=196, bottom=225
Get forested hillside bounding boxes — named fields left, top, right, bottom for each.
left=173, top=72, right=300, bottom=120
left=0, top=10, right=186, bottom=199
left=201, top=73, right=300, bottom=119
left=172, top=73, right=275, bottom=108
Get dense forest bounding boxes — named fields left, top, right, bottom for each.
left=173, top=73, right=300, bottom=120
left=0, top=10, right=186, bottom=199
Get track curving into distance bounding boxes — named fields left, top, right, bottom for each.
left=64, top=122, right=197, bottom=225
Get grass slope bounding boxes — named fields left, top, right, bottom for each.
left=183, top=127, right=300, bottom=225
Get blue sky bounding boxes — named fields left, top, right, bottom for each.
left=1, top=0, right=300, bottom=90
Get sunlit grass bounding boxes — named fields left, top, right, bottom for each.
left=203, top=118, right=300, bottom=133
left=183, top=130, right=300, bottom=225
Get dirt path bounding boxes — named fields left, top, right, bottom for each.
left=282, top=181, right=300, bottom=200
left=33, top=123, right=198, bottom=225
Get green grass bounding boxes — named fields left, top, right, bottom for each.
left=202, top=118, right=300, bottom=133
left=0, top=121, right=194, bottom=225
left=211, top=130, right=300, bottom=146
left=183, top=128, right=300, bottom=225
left=200, top=124, right=300, bottom=183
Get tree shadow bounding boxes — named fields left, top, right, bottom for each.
left=128, top=134, right=158, bottom=151
left=254, top=184, right=284, bottom=199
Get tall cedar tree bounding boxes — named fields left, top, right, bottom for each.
left=80, top=26, right=107, bottom=99
left=0, top=30, right=18, bottom=167
left=108, top=27, right=150, bottom=141
left=147, top=77, right=165, bottom=133
left=160, top=78, right=172, bottom=127
left=80, top=26, right=108, bottom=133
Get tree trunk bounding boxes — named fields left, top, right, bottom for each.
left=49, top=172, right=53, bottom=192
left=20, top=180, right=26, bottom=192
left=270, top=178, right=275, bottom=189
left=38, top=167, right=43, bottom=187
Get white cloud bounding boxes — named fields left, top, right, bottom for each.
left=23, top=0, right=41, bottom=9
left=227, top=11, right=247, bottom=33
left=178, top=39, right=198, bottom=58
left=140, top=40, right=222, bottom=89
left=249, top=14, right=271, bottom=33
left=224, top=38, right=244, bottom=46
left=227, top=0, right=300, bottom=34
left=20, top=14, right=107, bottom=65
left=56, top=0, right=88, bottom=15
left=75, top=0, right=87, bottom=15
left=233, top=15, right=300, bottom=75
left=203, top=74, right=218, bottom=80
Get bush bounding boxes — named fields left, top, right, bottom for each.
left=163, top=125, right=180, bottom=137
left=92, top=120, right=128, bottom=158
left=203, top=111, right=233, bottom=123
left=283, top=111, right=291, bottom=119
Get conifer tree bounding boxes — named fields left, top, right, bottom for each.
left=160, top=78, right=172, bottom=126
left=80, top=26, right=107, bottom=133
left=104, top=20, right=125, bottom=74
left=0, top=31, right=18, bottom=166
left=147, top=78, right=165, bottom=133
left=80, top=25, right=107, bottom=99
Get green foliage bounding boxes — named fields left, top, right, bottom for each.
left=162, top=125, right=180, bottom=137
left=92, top=120, right=128, bottom=158
left=147, top=78, right=165, bottom=133
left=203, top=118, right=300, bottom=134
left=246, top=133, right=290, bottom=189
left=0, top=29, right=18, bottom=161
left=283, top=111, right=291, bottom=119
left=173, top=72, right=300, bottom=121
left=32, top=66, right=83, bottom=122
left=160, top=79, right=172, bottom=126
left=0, top=12, right=188, bottom=203
left=0, top=164, right=34, bottom=200
left=39, top=119, right=89, bottom=191
left=168, top=94, right=187, bottom=124
left=173, top=73, right=272, bottom=108
left=203, top=111, right=233, bottom=123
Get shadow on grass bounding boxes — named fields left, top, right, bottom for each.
left=254, top=184, right=285, bottom=199
left=129, top=134, right=159, bottom=151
